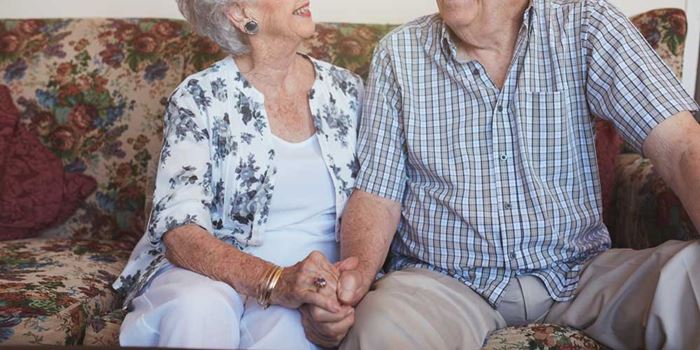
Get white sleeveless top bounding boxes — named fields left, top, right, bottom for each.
left=244, top=134, right=338, bottom=266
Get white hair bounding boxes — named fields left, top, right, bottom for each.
left=176, top=0, right=251, bottom=56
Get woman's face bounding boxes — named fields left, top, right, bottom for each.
left=435, top=0, right=481, bottom=30
left=245, top=0, right=316, bottom=41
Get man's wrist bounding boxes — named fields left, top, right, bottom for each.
left=355, top=262, right=378, bottom=291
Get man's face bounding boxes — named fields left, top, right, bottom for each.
left=436, top=0, right=480, bottom=29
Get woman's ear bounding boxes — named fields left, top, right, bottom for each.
left=225, top=2, right=250, bottom=33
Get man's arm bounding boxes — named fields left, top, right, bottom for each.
left=299, top=191, right=400, bottom=347
left=337, top=190, right=402, bottom=304
left=643, top=111, right=700, bottom=230
left=300, top=37, right=406, bottom=346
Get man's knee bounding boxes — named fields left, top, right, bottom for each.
left=341, top=289, right=410, bottom=349
left=340, top=269, right=501, bottom=350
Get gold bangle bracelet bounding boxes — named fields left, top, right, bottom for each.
left=261, top=266, right=284, bottom=309
left=266, top=267, right=284, bottom=303
left=257, top=264, right=278, bottom=309
left=257, top=265, right=284, bottom=309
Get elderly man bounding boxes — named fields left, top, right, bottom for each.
left=298, top=0, right=700, bottom=349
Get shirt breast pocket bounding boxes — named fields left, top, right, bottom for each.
left=514, top=90, right=577, bottom=190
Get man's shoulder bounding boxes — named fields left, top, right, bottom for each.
left=543, top=0, right=615, bottom=15
left=376, top=14, right=442, bottom=52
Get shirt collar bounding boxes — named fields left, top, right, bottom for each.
left=440, top=0, right=535, bottom=63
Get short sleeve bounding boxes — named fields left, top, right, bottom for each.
left=354, top=42, right=408, bottom=202
left=583, top=0, right=700, bottom=153
left=147, top=82, right=215, bottom=249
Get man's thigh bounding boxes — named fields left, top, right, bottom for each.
left=545, top=240, right=700, bottom=350
left=341, top=268, right=506, bottom=350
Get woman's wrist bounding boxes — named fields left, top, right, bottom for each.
left=257, top=264, right=284, bottom=309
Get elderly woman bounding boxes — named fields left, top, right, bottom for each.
left=113, top=0, right=362, bottom=348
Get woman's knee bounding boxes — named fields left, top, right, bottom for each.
left=156, top=282, right=244, bottom=348
left=140, top=268, right=244, bottom=329
left=240, top=304, right=314, bottom=349
left=166, top=281, right=241, bottom=317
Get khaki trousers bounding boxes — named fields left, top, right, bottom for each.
left=340, top=240, right=700, bottom=350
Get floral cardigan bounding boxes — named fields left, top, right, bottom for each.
left=114, top=56, right=363, bottom=307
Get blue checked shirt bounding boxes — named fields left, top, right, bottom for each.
left=355, top=0, right=700, bottom=306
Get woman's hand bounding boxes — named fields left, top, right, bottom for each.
left=270, top=251, right=342, bottom=312
left=299, top=257, right=360, bottom=348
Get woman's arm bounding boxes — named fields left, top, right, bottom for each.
left=164, top=224, right=343, bottom=312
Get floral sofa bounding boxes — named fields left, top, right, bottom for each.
left=0, top=8, right=695, bottom=349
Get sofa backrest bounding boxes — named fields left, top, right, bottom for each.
left=0, top=18, right=395, bottom=243
left=0, top=10, right=687, bottom=244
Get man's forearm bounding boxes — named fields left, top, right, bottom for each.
left=340, top=190, right=402, bottom=288
left=645, top=111, right=700, bottom=231
left=674, top=139, right=700, bottom=230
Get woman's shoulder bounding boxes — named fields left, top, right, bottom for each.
left=169, top=56, right=246, bottom=107
left=308, top=57, right=364, bottom=99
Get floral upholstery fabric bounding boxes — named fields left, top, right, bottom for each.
left=482, top=324, right=606, bottom=350
left=0, top=238, right=132, bottom=345
left=1, top=19, right=198, bottom=244
left=301, top=23, right=397, bottom=80
left=0, top=8, right=693, bottom=347
left=631, top=9, right=687, bottom=79
left=608, top=154, right=698, bottom=249
left=82, top=309, right=125, bottom=346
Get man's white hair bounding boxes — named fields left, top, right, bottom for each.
left=176, top=0, right=251, bottom=56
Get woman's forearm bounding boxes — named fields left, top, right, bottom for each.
left=163, top=224, right=272, bottom=298
left=163, top=224, right=344, bottom=311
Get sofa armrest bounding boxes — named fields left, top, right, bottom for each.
left=606, top=154, right=698, bottom=249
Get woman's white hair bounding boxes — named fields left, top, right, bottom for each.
left=176, top=0, right=251, bottom=56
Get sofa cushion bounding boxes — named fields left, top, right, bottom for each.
left=0, top=85, right=96, bottom=241
left=594, top=118, right=624, bottom=227
left=483, top=324, right=606, bottom=350
left=0, top=19, right=213, bottom=244
left=608, top=154, right=698, bottom=249
left=82, top=309, right=125, bottom=346
left=0, top=238, right=132, bottom=345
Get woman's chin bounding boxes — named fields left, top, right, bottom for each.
left=295, top=24, right=317, bottom=41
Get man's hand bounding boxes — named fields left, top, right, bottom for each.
left=300, top=257, right=366, bottom=347
left=336, top=257, right=372, bottom=306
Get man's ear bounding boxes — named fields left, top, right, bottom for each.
left=225, top=2, right=251, bottom=33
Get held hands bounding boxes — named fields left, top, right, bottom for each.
left=264, top=251, right=371, bottom=347
left=269, top=251, right=344, bottom=312
left=300, top=256, right=372, bottom=348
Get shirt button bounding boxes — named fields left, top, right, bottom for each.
left=473, top=69, right=480, bottom=76
left=509, top=251, right=517, bottom=259
left=497, top=105, right=504, bottom=112
left=504, top=202, right=512, bottom=210
left=499, top=154, right=508, bottom=161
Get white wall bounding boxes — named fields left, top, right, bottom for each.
left=0, top=0, right=697, bottom=96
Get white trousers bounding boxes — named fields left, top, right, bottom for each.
left=120, top=263, right=321, bottom=349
